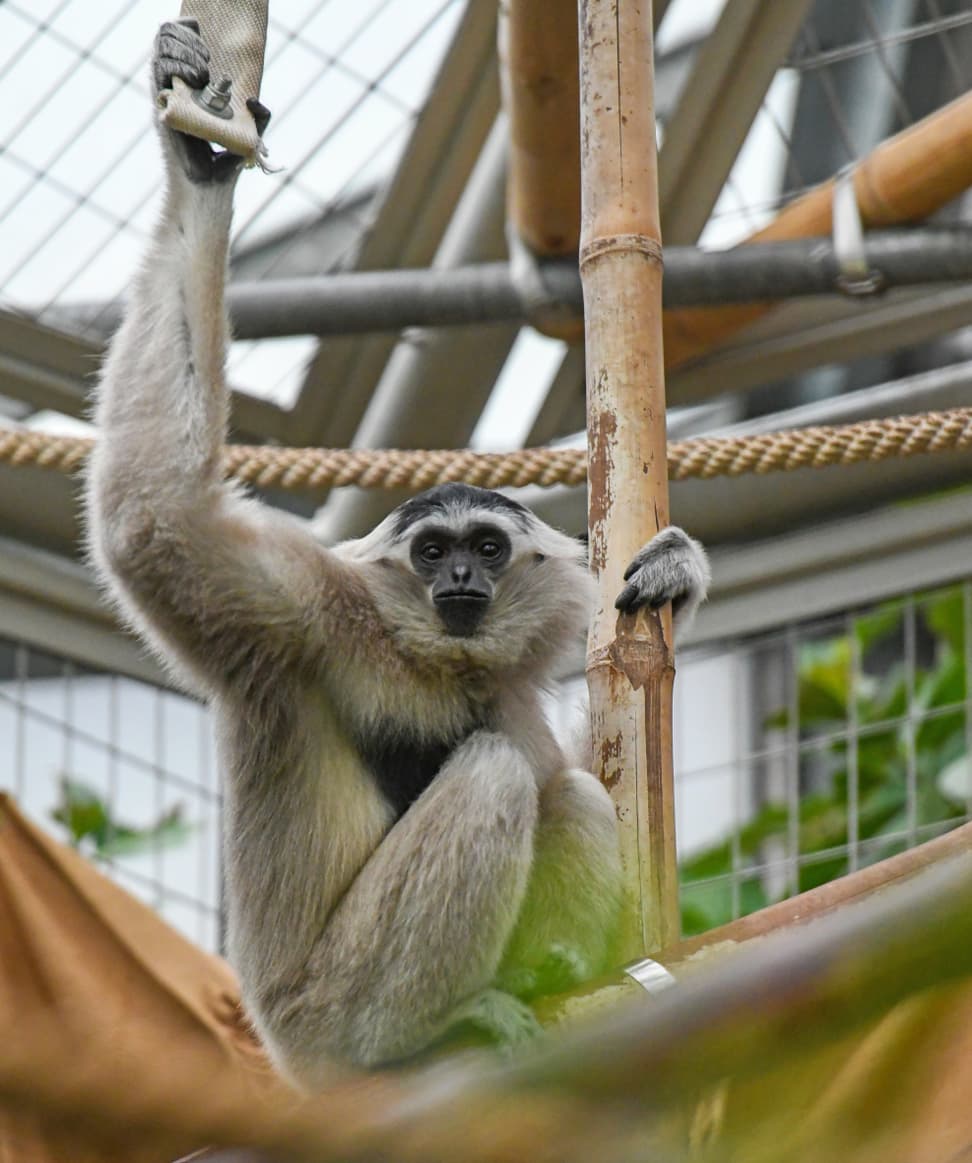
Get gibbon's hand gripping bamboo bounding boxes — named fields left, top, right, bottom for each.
left=157, top=0, right=269, bottom=167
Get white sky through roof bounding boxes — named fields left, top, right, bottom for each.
left=2, top=0, right=937, bottom=438
left=0, top=0, right=463, bottom=407
left=0, top=0, right=770, bottom=425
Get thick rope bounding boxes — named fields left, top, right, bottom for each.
left=3, top=405, right=972, bottom=491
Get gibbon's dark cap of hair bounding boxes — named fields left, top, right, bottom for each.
left=390, top=483, right=532, bottom=539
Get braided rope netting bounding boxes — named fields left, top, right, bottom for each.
left=3, top=406, right=972, bottom=491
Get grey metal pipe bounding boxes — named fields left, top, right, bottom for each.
left=56, top=227, right=972, bottom=341
left=223, top=227, right=972, bottom=339
left=228, top=262, right=523, bottom=336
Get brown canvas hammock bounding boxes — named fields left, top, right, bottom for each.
left=0, top=794, right=288, bottom=1163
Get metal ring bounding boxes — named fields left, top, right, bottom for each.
left=833, top=166, right=885, bottom=298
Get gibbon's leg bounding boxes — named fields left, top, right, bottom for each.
left=255, top=731, right=540, bottom=1081
left=496, top=768, right=622, bottom=999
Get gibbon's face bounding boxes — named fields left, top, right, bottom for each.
left=341, top=483, right=593, bottom=671
left=408, top=519, right=513, bottom=638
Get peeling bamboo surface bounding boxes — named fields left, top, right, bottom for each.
left=579, top=0, right=678, bottom=959
left=665, top=89, right=972, bottom=369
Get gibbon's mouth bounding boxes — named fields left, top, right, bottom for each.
left=434, top=592, right=490, bottom=637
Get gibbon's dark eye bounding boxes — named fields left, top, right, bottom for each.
left=419, top=543, right=445, bottom=563
left=478, top=541, right=502, bottom=560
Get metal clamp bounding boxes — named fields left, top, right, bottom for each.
left=506, top=226, right=582, bottom=335
left=624, top=956, right=677, bottom=995
left=832, top=166, right=885, bottom=297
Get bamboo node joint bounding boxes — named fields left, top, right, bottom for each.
left=579, top=234, right=664, bottom=270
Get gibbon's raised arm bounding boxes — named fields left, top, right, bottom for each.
left=87, top=23, right=365, bottom=693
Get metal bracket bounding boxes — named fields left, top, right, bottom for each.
left=624, top=956, right=677, bottom=995
left=833, top=167, right=885, bottom=297
left=192, top=76, right=235, bottom=121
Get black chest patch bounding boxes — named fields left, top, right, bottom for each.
left=356, top=724, right=477, bottom=820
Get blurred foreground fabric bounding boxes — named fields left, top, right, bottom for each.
left=0, top=793, right=287, bottom=1163
left=694, top=977, right=972, bottom=1162
left=4, top=788, right=972, bottom=1162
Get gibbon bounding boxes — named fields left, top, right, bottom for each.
left=86, top=20, right=709, bottom=1087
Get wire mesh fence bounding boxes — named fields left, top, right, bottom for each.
left=673, top=0, right=972, bottom=248
left=0, top=0, right=464, bottom=405
left=673, top=577, right=972, bottom=936
left=547, top=574, right=972, bottom=937
left=2, top=1, right=972, bottom=957
left=3, top=1, right=972, bottom=413
left=0, top=637, right=222, bottom=950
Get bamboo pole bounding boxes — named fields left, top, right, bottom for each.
left=664, top=89, right=972, bottom=369
left=500, top=0, right=671, bottom=264
left=579, top=0, right=678, bottom=958
left=499, top=0, right=672, bottom=342
left=499, top=0, right=580, bottom=259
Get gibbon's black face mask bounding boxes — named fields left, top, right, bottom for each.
left=409, top=523, right=513, bottom=638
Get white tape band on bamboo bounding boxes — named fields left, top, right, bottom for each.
left=157, top=0, right=269, bottom=166
left=3, top=405, right=972, bottom=490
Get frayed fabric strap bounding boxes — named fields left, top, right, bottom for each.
left=157, top=0, right=269, bottom=167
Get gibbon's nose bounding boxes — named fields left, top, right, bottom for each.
left=451, top=559, right=473, bottom=587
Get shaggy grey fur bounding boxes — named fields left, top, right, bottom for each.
left=86, top=24, right=708, bottom=1088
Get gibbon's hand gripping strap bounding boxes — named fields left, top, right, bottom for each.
left=157, top=0, right=269, bottom=167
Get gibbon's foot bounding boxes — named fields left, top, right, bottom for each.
left=496, top=943, right=593, bottom=1001
left=152, top=19, right=271, bottom=185
left=445, top=988, right=543, bottom=1049
left=615, top=525, right=710, bottom=630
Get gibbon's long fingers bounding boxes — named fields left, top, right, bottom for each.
left=253, top=731, right=539, bottom=1078
left=614, top=525, right=710, bottom=635
left=153, top=20, right=210, bottom=94
left=92, top=29, right=244, bottom=510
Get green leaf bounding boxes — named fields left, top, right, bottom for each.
left=99, top=804, right=192, bottom=857
left=854, top=604, right=904, bottom=653
left=50, top=778, right=111, bottom=849
left=914, top=653, right=965, bottom=723
left=50, top=776, right=193, bottom=858
left=922, top=588, right=965, bottom=656
left=939, top=752, right=972, bottom=808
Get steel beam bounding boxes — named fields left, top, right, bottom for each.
left=524, top=344, right=585, bottom=446
left=0, top=312, right=289, bottom=441
left=523, top=356, right=972, bottom=545
left=659, top=0, right=814, bottom=244
left=311, top=118, right=518, bottom=542
left=288, top=1, right=501, bottom=447
left=667, top=282, right=972, bottom=405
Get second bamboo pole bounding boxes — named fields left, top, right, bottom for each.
left=579, top=0, right=679, bottom=958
